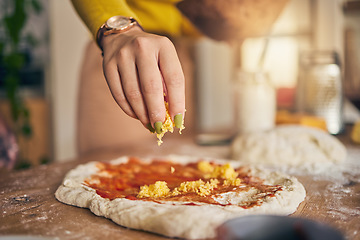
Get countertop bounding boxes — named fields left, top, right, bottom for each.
left=0, top=131, right=359, bottom=240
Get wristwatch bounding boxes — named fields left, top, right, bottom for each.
left=97, top=16, right=142, bottom=52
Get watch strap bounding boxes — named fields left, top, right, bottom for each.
left=96, top=16, right=141, bottom=53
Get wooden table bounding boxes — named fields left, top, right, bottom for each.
left=1, top=133, right=359, bottom=240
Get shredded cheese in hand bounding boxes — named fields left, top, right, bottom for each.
left=155, top=101, right=185, bottom=146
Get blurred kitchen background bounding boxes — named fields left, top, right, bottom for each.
left=0, top=0, right=359, bottom=167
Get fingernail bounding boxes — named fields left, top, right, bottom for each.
left=154, top=122, right=163, bottom=134
left=146, top=123, right=155, bottom=133
left=174, top=114, right=183, bottom=128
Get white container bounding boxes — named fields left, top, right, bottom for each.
left=235, top=71, right=276, bottom=134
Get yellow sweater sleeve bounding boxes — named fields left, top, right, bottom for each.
left=71, top=0, right=140, bottom=40
left=71, top=0, right=201, bottom=40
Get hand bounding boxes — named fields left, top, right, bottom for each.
left=101, top=26, right=185, bottom=132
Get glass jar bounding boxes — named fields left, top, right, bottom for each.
left=235, top=71, right=276, bottom=134
left=297, top=51, right=344, bottom=135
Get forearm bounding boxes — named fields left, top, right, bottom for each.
left=70, top=0, right=140, bottom=40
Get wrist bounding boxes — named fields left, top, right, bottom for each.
left=97, top=16, right=142, bottom=53
left=100, top=25, right=143, bottom=51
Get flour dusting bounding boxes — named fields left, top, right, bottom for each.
left=262, top=144, right=360, bottom=240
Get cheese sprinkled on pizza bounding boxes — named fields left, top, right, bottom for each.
left=174, top=179, right=220, bottom=197
left=137, top=162, right=242, bottom=198
left=138, top=179, right=220, bottom=198
left=83, top=157, right=283, bottom=208
left=197, top=161, right=214, bottom=173
left=138, top=181, right=170, bottom=198
left=223, top=178, right=242, bottom=186
left=209, top=163, right=239, bottom=180
left=198, top=161, right=240, bottom=181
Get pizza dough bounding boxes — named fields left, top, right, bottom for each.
left=231, top=125, right=347, bottom=169
left=55, top=156, right=305, bottom=239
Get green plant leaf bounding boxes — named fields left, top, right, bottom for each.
left=5, top=74, right=19, bottom=97
left=9, top=98, right=22, bottom=122
left=30, top=0, right=42, bottom=14
left=21, top=121, right=32, bottom=138
left=4, top=52, right=25, bottom=70
left=25, top=33, right=39, bottom=47
left=1, top=0, right=38, bottom=152
left=23, top=108, right=30, bottom=118
left=0, top=42, right=4, bottom=56
left=15, top=160, right=32, bottom=170
left=4, top=74, right=22, bottom=121
left=4, top=0, right=27, bottom=45
left=40, top=156, right=50, bottom=165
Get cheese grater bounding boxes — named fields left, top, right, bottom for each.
left=297, top=51, right=344, bottom=135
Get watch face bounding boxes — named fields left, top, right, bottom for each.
left=107, top=16, right=131, bottom=29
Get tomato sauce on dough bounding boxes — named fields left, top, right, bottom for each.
left=84, top=157, right=282, bottom=208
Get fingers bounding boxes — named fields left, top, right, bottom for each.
left=135, top=38, right=166, bottom=128
left=103, top=60, right=137, bottom=119
left=117, top=50, right=150, bottom=125
left=158, top=39, right=186, bottom=125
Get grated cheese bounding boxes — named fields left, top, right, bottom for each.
left=211, top=163, right=238, bottom=180
left=223, top=178, right=242, bottom=186
left=173, top=179, right=219, bottom=197
left=137, top=162, right=242, bottom=199
left=137, top=181, right=170, bottom=198
left=199, top=161, right=242, bottom=186
left=197, top=161, right=214, bottom=173
left=198, top=161, right=238, bottom=180
left=155, top=101, right=185, bottom=146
